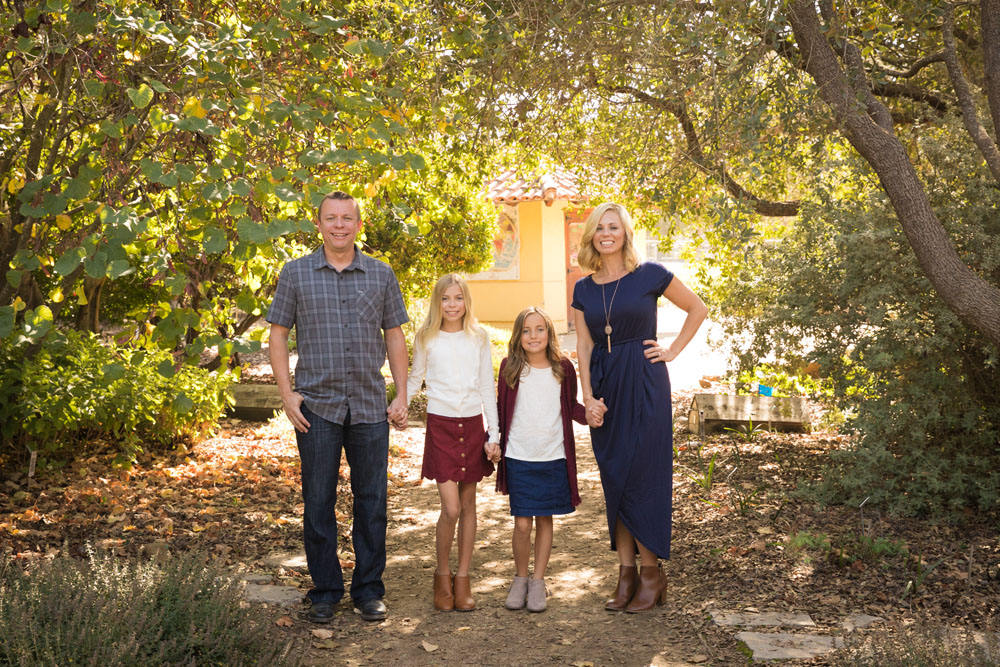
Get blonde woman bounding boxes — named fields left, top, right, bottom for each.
left=571, top=203, right=707, bottom=613
left=406, top=273, right=499, bottom=612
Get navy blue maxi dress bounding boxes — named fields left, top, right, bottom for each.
left=572, top=262, right=674, bottom=559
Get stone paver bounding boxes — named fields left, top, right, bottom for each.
left=735, top=632, right=844, bottom=661
left=709, top=610, right=815, bottom=628
left=262, top=550, right=308, bottom=570
left=842, top=613, right=884, bottom=632
left=243, top=583, right=303, bottom=607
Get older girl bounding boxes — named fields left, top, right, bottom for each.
left=407, top=274, right=499, bottom=612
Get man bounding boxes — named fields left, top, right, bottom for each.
left=267, top=191, right=409, bottom=623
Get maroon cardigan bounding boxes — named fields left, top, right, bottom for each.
left=495, top=357, right=588, bottom=507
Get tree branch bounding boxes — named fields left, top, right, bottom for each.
left=942, top=4, right=1000, bottom=183
left=603, top=83, right=800, bottom=217
left=982, top=0, right=1000, bottom=140
left=788, top=0, right=1000, bottom=347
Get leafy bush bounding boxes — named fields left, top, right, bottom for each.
left=709, top=128, right=1000, bottom=518
left=0, top=331, right=232, bottom=467
left=734, top=363, right=831, bottom=398
left=0, top=551, right=295, bottom=666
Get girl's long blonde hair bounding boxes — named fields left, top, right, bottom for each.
left=577, top=202, right=641, bottom=274
left=502, top=307, right=565, bottom=389
left=415, top=273, right=483, bottom=351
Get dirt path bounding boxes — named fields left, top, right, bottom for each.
left=302, top=422, right=734, bottom=667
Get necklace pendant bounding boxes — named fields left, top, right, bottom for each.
left=607, top=334, right=611, bottom=353
left=604, top=324, right=612, bottom=335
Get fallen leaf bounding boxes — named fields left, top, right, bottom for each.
left=571, top=662, right=594, bottom=667
left=421, top=640, right=438, bottom=652
left=756, top=526, right=774, bottom=534
left=311, top=629, right=334, bottom=639
left=275, top=615, right=293, bottom=627
left=690, top=654, right=709, bottom=663
left=312, top=639, right=338, bottom=650
left=559, top=638, right=574, bottom=645
left=455, top=626, right=471, bottom=632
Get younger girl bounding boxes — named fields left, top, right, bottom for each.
left=495, top=307, right=589, bottom=612
left=407, top=274, right=499, bottom=612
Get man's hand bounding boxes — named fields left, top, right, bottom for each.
left=387, top=396, right=408, bottom=430
left=283, top=392, right=310, bottom=432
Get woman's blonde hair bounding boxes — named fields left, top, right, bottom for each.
left=502, top=307, right=565, bottom=389
left=415, top=273, right=482, bottom=351
left=577, top=202, right=641, bottom=273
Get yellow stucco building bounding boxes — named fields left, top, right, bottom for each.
left=467, top=169, right=646, bottom=334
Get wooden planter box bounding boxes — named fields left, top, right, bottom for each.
left=229, top=384, right=283, bottom=421
left=687, top=393, right=808, bottom=434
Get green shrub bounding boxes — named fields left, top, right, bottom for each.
left=709, top=126, right=1000, bottom=518
left=0, top=551, right=295, bottom=666
left=1, top=330, right=233, bottom=467
left=481, top=323, right=512, bottom=379
left=734, top=363, right=832, bottom=398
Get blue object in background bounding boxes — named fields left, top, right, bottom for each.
left=758, top=384, right=774, bottom=397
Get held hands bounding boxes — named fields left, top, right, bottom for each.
left=387, top=396, right=408, bottom=430
left=643, top=339, right=677, bottom=364
left=585, top=396, right=607, bottom=428
left=282, top=392, right=311, bottom=433
left=484, top=441, right=501, bottom=464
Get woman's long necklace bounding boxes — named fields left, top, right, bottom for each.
left=601, top=274, right=622, bottom=353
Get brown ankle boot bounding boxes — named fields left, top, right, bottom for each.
left=433, top=572, right=454, bottom=611
left=604, top=565, right=638, bottom=611
left=452, top=574, right=475, bottom=611
left=625, top=563, right=667, bottom=613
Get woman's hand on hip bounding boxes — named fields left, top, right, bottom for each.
left=643, top=339, right=677, bottom=364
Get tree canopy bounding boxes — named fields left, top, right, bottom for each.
left=1, top=0, right=495, bottom=366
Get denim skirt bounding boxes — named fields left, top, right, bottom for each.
left=506, top=457, right=574, bottom=517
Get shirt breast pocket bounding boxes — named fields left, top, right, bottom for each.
left=356, top=289, right=382, bottom=326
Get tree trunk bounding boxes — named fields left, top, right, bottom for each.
left=788, top=0, right=1000, bottom=348
left=74, top=277, right=105, bottom=333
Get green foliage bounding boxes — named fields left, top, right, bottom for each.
left=1, top=0, right=497, bottom=362
left=711, top=129, right=1000, bottom=519
left=735, top=364, right=832, bottom=399
left=0, top=331, right=232, bottom=467
left=678, top=440, right=718, bottom=493
left=481, top=323, right=512, bottom=380
left=724, top=418, right=765, bottom=444
left=0, top=551, right=294, bottom=666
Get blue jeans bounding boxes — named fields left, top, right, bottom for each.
left=296, top=404, right=389, bottom=604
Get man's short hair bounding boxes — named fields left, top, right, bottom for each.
left=317, top=191, right=361, bottom=220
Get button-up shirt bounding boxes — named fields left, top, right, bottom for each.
left=266, top=247, right=408, bottom=424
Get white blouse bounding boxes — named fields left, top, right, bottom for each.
left=506, top=365, right=564, bottom=462
left=406, top=329, right=499, bottom=443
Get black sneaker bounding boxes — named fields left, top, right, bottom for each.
left=353, top=598, right=387, bottom=621
left=307, top=600, right=335, bottom=624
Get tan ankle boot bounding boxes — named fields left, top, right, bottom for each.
left=604, top=565, right=637, bottom=611
left=452, top=574, right=475, bottom=611
left=625, top=563, right=667, bottom=613
left=433, top=572, right=454, bottom=611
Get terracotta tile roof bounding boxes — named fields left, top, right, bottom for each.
left=486, top=167, right=586, bottom=203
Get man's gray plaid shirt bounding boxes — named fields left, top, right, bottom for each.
left=266, top=247, right=408, bottom=425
